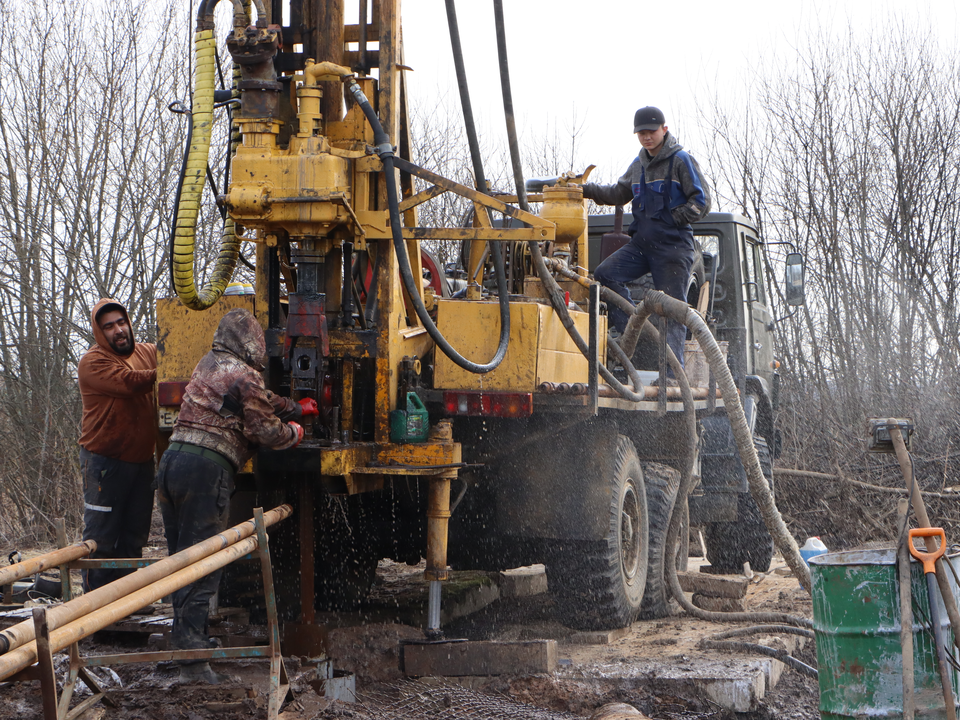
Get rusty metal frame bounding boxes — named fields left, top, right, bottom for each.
left=24, top=509, right=290, bottom=720
left=390, top=157, right=555, bottom=242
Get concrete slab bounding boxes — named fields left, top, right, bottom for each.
left=677, top=571, right=749, bottom=598
left=402, top=639, right=558, bottom=677
left=564, top=625, right=633, bottom=645
left=691, top=594, right=745, bottom=612
left=499, top=564, right=548, bottom=598
left=556, top=657, right=768, bottom=712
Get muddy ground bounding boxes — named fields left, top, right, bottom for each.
left=0, top=547, right=818, bottom=720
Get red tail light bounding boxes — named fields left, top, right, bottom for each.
left=157, top=381, right=189, bottom=406
left=442, top=391, right=533, bottom=418
left=322, top=375, right=333, bottom=407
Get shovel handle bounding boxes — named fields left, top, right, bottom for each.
left=909, top=527, right=947, bottom=573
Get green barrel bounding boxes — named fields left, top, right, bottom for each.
left=811, top=548, right=960, bottom=720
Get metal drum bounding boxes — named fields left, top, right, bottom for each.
left=811, top=548, right=960, bottom=720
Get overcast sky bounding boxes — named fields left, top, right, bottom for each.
left=397, top=1, right=960, bottom=193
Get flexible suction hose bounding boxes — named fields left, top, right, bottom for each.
left=646, top=291, right=812, bottom=595
left=343, top=80, right=510, bottom=373
left=543, top=259, right=812, bottom=623
left=171, top=6, right=247, bottom=310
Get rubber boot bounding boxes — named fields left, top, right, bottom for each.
left=176, top=662, right=235, bottom=685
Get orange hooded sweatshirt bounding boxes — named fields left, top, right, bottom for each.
left=78, top=299, right=158, bottom=463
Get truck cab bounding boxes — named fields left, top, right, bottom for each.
left=587, top=211, right=781, bottom=442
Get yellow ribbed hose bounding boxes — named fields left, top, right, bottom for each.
left=173, top=29, right=240, bottom=310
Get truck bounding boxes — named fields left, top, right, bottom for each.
left=156, top=0, right=805, bottom=643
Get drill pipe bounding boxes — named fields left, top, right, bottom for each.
left=0, top=541, right=97, bottom=588
left=0, top=505, right=291, bottom=656
left=0, top=530, right=272, bottom=681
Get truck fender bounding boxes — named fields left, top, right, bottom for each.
left=744, top=375, right=774, bottom=445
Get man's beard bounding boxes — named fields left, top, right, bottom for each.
left=110, top=329, right=134, bottom=355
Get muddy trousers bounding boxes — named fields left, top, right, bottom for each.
left=155, top=446, right=234, bottom=654
left=79, top=448, right=155, bottom=593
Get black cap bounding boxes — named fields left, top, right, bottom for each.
left=634, top=106, right=665, bottom=132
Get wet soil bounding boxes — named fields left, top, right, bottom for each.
left=0, top=556, right=817, bottom=720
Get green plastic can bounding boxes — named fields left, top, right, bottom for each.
left=389, top=392, right=429, bottom=443
left=811, top=548, right=960, bottom=720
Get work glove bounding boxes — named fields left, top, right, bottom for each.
left=290, top=422, right=304, bottom=446
left=298, top=398, right=319, bottom=417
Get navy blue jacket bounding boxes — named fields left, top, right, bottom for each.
left=582, top=132, right=711, bottom=229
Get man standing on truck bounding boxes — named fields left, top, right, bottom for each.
left=156, top=308, right=317, bottom=684
left=78, top=299, right=158, bottom=593
left=581, top=106, right=711, bottom=377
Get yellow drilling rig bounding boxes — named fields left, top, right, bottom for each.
left=157, top=0, right=805, bottom=652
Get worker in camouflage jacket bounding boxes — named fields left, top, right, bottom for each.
left=581, top=106, right=711, bottom=377
left=156, top=307, right=318, bottom=684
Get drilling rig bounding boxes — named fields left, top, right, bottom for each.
left=156, top=0, right=804, bottom=651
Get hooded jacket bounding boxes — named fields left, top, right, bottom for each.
left=78, top=299, right=158, bottom=463
left=170, top=308, right=300, bottom=470
left=582, top=132, right=711, bottom=229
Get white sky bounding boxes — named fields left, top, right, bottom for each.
left=400, top=1, right=960, bottom=193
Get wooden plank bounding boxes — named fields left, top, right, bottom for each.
left=402, top=640, right=557, bottom=677
left=677, top=570, right=749, bottom=598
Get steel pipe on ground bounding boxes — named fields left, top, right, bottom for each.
left=0, top=528, right=277, bottom=681
left=0, top=505, right=292, bottom=656
left=0, top=542, right=97, bottom=588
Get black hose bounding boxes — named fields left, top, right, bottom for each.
left=444, top=0, right=487, bottom=195
left=700, top=625, right=818, bottom=678
left=167, top=104, right=193, bottom=294
left=493, top=0, right=528, bottom=213
left=344, top=81, right=509, bottom=373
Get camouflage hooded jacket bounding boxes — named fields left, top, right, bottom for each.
left=170, top=308, right=300, bottom=469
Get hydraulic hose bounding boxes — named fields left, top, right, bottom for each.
left=343, top=79, right=510, bottom=373
left=492, top=0, right=528, bottom=213
left=171, top=7, right=244, bottom=311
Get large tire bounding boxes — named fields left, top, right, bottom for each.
left=547, top=435, right=649, bottom=630
left=703, top=435, right=775, bottom=573
left=638, top=463, right=686, bottom=619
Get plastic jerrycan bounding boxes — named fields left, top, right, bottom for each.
left=389, top=392, right=430, bottom=443
left=800, top=536, right=828, bottom=565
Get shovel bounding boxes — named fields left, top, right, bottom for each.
left=909, top=527, right=957, bottom=720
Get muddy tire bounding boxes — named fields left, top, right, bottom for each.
left=638, top=463, right=685, bottom=619
left=547, top=435, right=649, bottom=630
left=703, top=435, right=775, bottom=573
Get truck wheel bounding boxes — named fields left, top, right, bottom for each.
left=703, top=435, right=775, bottom=573
left=547, top=435, right=649, bottom=630
left=638, top=463, right=685, bottom=619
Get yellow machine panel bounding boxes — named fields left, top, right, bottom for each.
left=156, top=295, right=257, bottom=383
left=433, top=299, right=606, bottom=391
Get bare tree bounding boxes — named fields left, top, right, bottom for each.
left=701, top=19, right=960, bottom=546
left=0, top=0, right=190, bottom=543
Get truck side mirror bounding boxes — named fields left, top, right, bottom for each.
left=784, top=253, right=805, bottom=306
